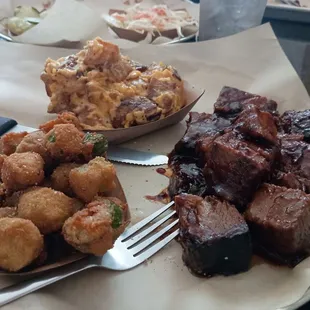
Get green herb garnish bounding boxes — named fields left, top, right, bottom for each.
left=48, top=133, right=56, bottom=143
left=83, top=133, right=108, bottom=157
left=110, top=202, right=123, bottom=229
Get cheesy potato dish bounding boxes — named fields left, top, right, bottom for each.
left=41, top=37, right=186, bottom=130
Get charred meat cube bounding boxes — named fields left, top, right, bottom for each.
left=272, top=134, right=310, bottom=192
left=234, top=104, right=278, bottom=144
left=214, top=86, right=278, bottom=119
left=174, top=112, right=231, bottom=156
left=176, top=194, right=252, bottom=277
left=147, top=74, right=184, bottom=116
left=281, top=110, right=310, bottom=141
left=167, top=155, right=208, bottom=198
left=245, top=183, right=310, bottom=266
left=203, top=131, right=274, bottom=210
left=111, top=96, right=162, bottom=128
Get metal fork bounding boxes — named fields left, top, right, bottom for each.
left=0, top=201, right=178, bottom=307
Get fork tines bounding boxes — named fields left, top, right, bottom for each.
left=120, top=201, right=179, bottom=261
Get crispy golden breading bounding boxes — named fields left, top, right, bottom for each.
left=16, top=131, right=50, bottom=163
left=62, top=197, right=126, bottom=255
left=1, top=152, right=44, bottom=191
left=69, top=157, right=116, bottom=202
left=39, top=112, right=83, bottom=133
left=41, top=37, right=186, bottom=130
left=0, top=207, right=16, bottom=218
left=0, top=218, right=43, bottom=271
left=45, top=124, right=85, bottom=161
left=17, top=187, right=83, bottom=234
left=0, top=132, right=28, bottom=155
left=0, top=154, right=7, bottom=173
left=51, top=163, right=81, bottom=195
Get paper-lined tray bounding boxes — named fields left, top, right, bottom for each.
left=2, top=24, right=310, bottom=310
left=0, top=0, right=199, bottom=46
left=105, top=8, right=198, bottom=43
left=0, top=0, right=105, bottom=47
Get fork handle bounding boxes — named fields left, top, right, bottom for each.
left=0, top=258, right=93, bottom=307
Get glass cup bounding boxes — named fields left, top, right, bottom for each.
left=199, top=0, right=268, bottom=41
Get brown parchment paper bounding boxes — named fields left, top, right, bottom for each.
left=0, top=24, right=310, bottom=310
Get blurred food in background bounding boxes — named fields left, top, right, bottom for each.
left=0, top=1, right=55, bottom=36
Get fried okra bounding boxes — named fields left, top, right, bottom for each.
left=39, top=112, right=83, bottom=133
left=1, top=152, right=44, bottom=191
left=17, top=187, right=83, bottom=234
left=62, top=197, right=127, bottom=255
left=51, top=163, right=81, bottom=195
left=0, top=132, right=28, bottom=155
left=83, top=133, right=108, bottom=158
left=0, top=218, right=43, bottom=271
left=69, top=157, right=116, bottom=202
left=16, top=131, right=50, bottom=162
left=45, top=124, right=85, bottom=161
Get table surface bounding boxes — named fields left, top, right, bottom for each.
left=1, top=6, right=310, bottom=309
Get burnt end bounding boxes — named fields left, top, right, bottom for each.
left=214, top=86, right=279, bottom=120
left=203, top=131, right=274, bottom=210
left=167, top=155, right=208, bottom=198
left=234, top=104, right=278, bottom=145
left=272, top=134, right=310, bottom=192
left=214, top=86, right=256, bottom=116
left=281, top=110, right=310, bottom=141
left=176, top=194, right=252, bottom=277
left=174, top=112, right=231, bottom=156
left=245, top=184, right=310, bottom=266
left=112, top=96, right=162, bottom=128
left=147, top=77, right=176, bottom=99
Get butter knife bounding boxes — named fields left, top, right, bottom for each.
left=0, top=117, right=168, bottom=166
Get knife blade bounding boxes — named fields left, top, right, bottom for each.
left=0, top=117, right=168, bottom=166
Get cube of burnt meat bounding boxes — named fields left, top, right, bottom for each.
left=112, top=96, right=162, bottom=128
left=245, top=183, right=310, bottom=266
left=203, top=131, right=275, bottom=210
left=234, top=104, right=278, bottom=144
left=167, top=154, right=208, bottom=198
left=214, top=86, right=278, bottom=120
left=272, top=134, right=310, bottom=192
left=175, top=194, right=252, bottom=277
left=281, top=110, right=310, bottom=141
left=174, top=112, right=231, bottom=156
